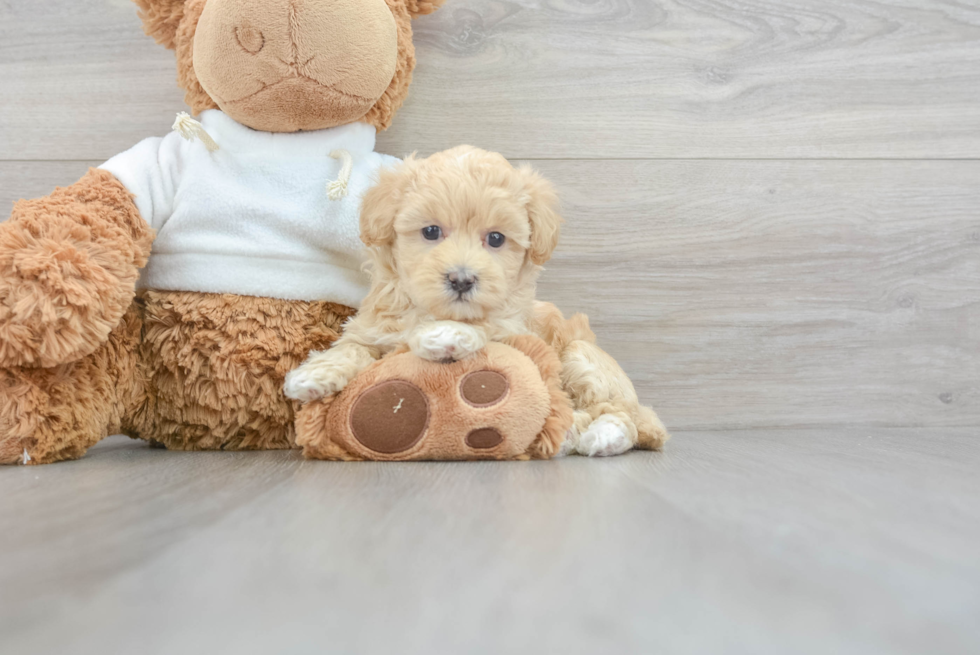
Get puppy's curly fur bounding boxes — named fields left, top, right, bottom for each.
left=285, top=146, right=668, bottom=456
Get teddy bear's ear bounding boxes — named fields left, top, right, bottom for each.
left=404, top=0, right=447, bottom=18
left=519, top=165, right=564, bottom=266
left=132, top=0, right=189, bottom=50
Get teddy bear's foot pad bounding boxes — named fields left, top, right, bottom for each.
left=297, top=338, right=571, bottom=461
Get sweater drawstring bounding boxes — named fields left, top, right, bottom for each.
left=327, top=149, right=353, bottom=201
left=171, top=114, right=351, bottom=198
left=173, top=112, right=220, bottom=152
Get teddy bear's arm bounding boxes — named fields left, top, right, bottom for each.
left=0, top=169, right=154, bottom=368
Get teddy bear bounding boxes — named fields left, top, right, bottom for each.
left=0, top=0, right=450, bottom=465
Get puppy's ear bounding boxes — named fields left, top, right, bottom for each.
left=404, top=0, right=447, bottom=18
left=132, top=0, right=189, bottom=50
left=519, top=165, right=563, bottom=265
left=360, top=155, right=419, bottom=248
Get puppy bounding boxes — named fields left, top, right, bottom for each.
left=284, top=146, right=668, bottom=456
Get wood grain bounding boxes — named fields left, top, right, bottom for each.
left=531, top=159, right=980, bottom=430
left=4, top=160, right=977, bottom=430
left=0, top=161, right=99, bottom=209
left=2, top=0, right=980, bottom=160
left=1, top=430, right=977, bottom=654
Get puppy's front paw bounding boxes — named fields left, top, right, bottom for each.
left=410, top=322, right=487, bottom=362
left=283, top=363, right=352, bottom=403
left=576, top=415, right=634, bottom=457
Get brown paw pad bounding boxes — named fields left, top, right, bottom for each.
left=350, top=380, right=429, bottom=454
left=465, top=427, right=504, bottom=449
left=460, top=370, right=509, bottom=407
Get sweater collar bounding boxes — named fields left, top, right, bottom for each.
left=198, top=110, right=378, bottom=157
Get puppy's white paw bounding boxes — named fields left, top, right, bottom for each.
left=576, top=415, right=634, bottom=457
left=410, top=322, right=486, bottom=362
left=283, top=363, right=351, bottom=403
left=556, top=410, right=591, bottom=457
left=556, top=430, right=579, bottom=457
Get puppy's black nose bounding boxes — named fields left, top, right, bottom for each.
left=447, top=270, right=477, bottom=294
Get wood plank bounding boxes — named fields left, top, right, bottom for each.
left=1, top=429, right=978, bottom=654
left=3, top=159, right=979, bottom=430
left=534, top=158, right=980, bottom=430
left=2, top=0, right=980, bottom=160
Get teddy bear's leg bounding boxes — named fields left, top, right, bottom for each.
left=0, top=304, right=145, bottom=465
left=139, top=291, right=355, bottom=451
left=0, top=169, right=153, bottom=369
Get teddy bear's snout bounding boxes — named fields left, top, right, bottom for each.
left=193, top=0, right=400, bottom=132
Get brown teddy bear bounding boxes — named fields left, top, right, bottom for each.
left=0, top=0, right=449, bottom=465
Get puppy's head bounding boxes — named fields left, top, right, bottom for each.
left=361, top=146, right=562, bottom=321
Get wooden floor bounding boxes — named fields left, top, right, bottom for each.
left=1, top=431, right=978, bottom=654
left=1, top=0, right=979, bottom=652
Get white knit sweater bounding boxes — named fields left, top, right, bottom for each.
left=100, top=110, right=399, bottom=306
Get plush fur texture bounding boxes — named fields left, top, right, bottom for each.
left=135, top=290, right=353, bottom=451
left=296, top=335, right=572, bottom=461
left=192, top=0, right=399, bottom=132
left=137, top=0, right=435, bottom=132
left=0, top=306, right=144, bottom=465
left=0, top=169, right=153, bottom=369
left=285, top=147, right=668, bottom=456
left=0, top=289, right=353, bottom=464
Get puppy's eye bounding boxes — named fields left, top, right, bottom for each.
left=422, top=226, right=442, bottom=241
left=487, top=232, right=506, bottom=248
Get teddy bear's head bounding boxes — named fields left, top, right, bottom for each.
left=134, top=0, right=443, bottom=133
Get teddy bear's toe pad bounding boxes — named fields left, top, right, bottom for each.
left=460, top=370, right=509, bottom=407
left=350, top=381, right=429, bottom=454
left=465, top=427, right=504, bottom=449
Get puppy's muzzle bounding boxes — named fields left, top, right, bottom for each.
left=446, top=269, right=478, bottom=297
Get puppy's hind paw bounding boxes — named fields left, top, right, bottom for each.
left=576, top=415, right=634, bottom=457
left=556, top=432, right=578, bottom=457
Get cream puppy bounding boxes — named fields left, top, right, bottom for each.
left=284, top=146, right=668, bottom=456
